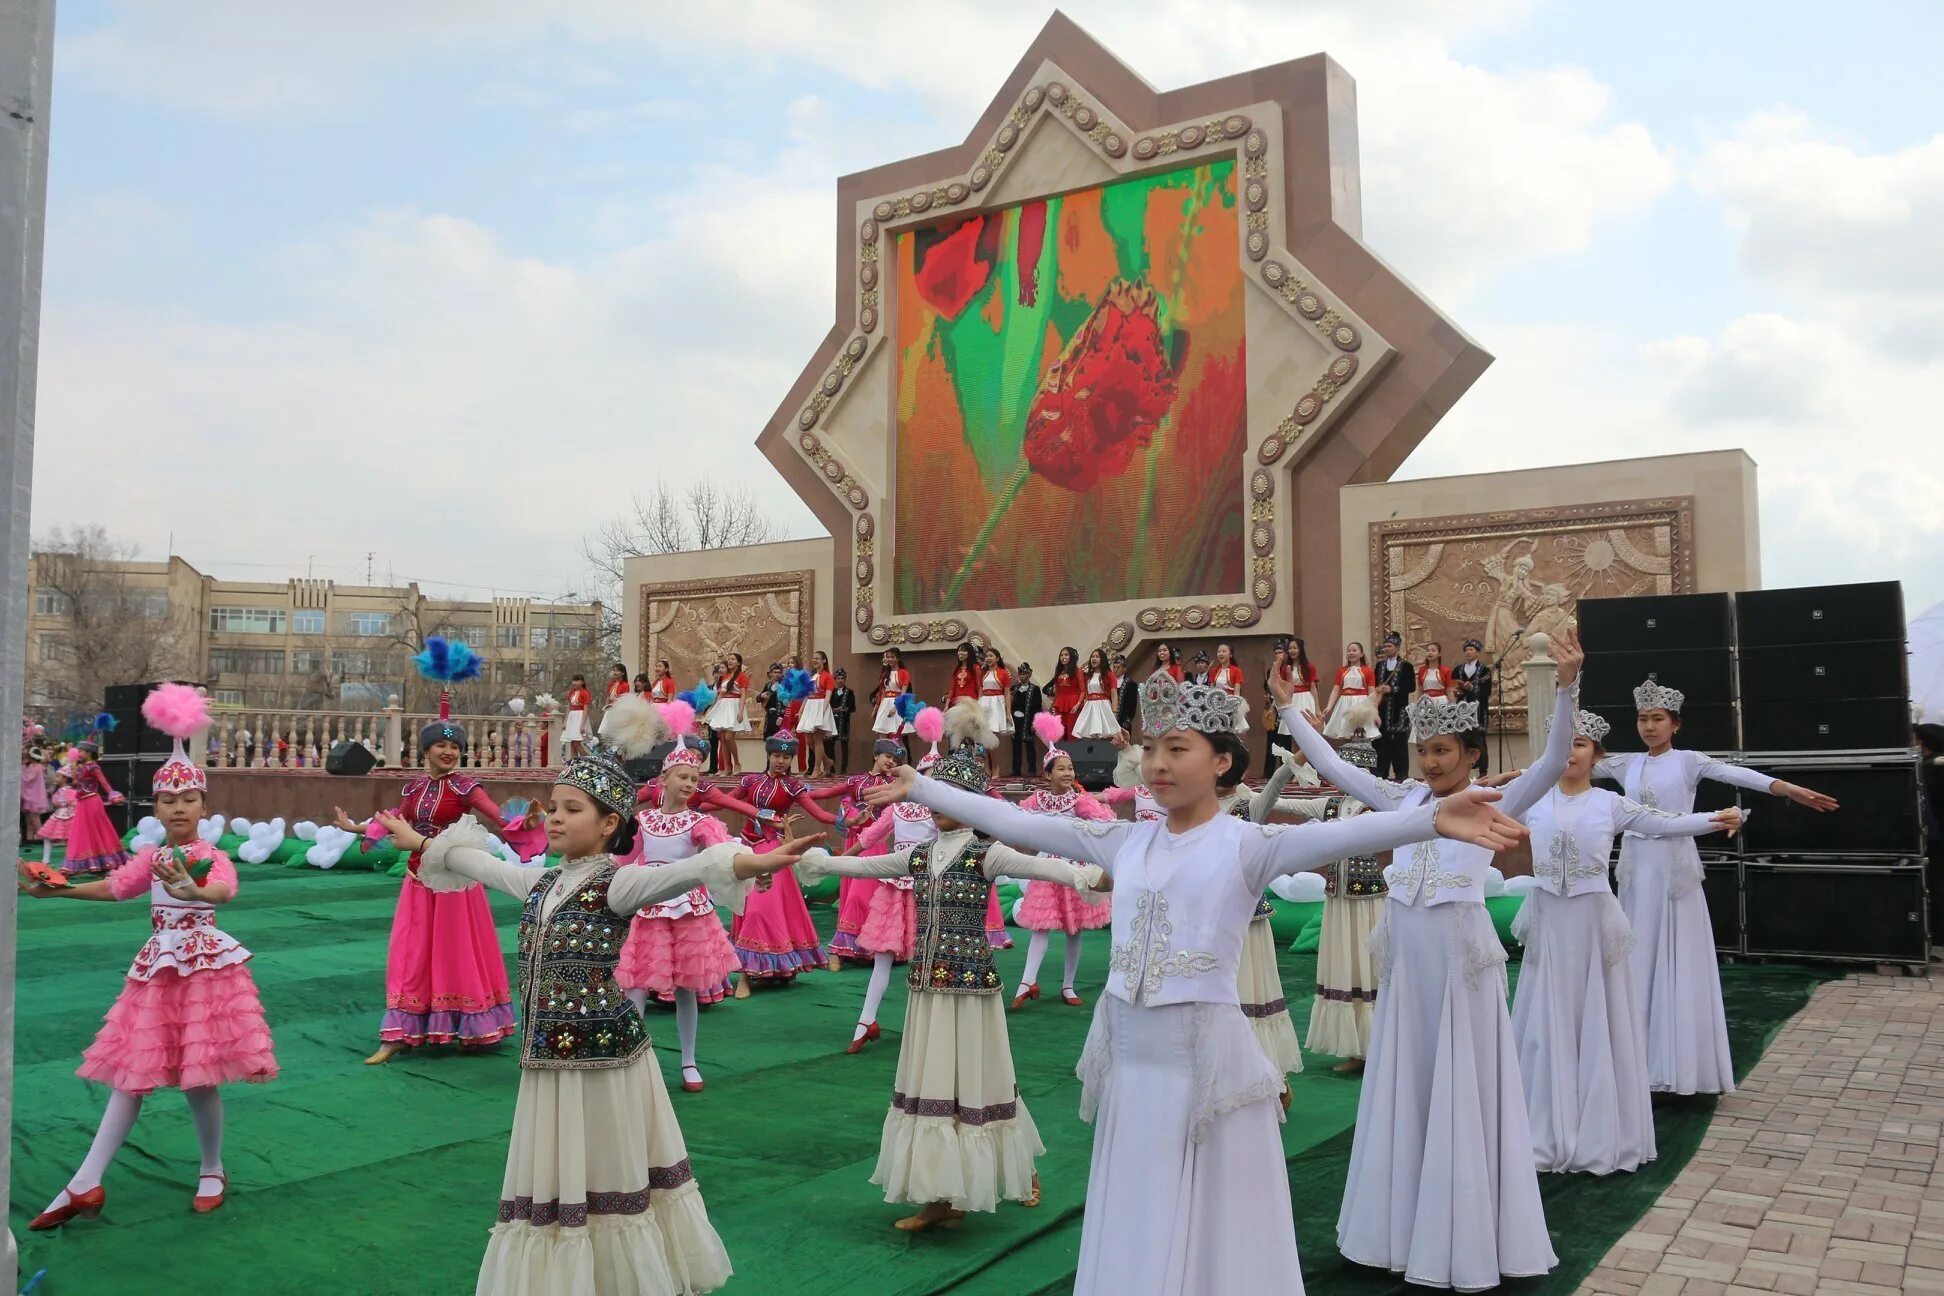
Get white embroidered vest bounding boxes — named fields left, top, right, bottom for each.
left=632, top=809, right=715, bottom=919
left=886, top=802, right=935, bottom=889
left=1383, top=783, right=1490, bottom=907
left=1103, top=817, right=1257, bottom=1008
left=129, top=880, right=251, bottom=983
left=1527, top=788, right=1618, bottom=898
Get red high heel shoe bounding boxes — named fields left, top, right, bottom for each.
left=30, top=1184, right=105, bottom=1230
left=846, top=1021, right=881, bottom=1055
left=1060, top=988, right=1085, bottom=1007
left=193, top=1173, right=227, bottom=1214
left=681, top=1066, right=705, bottom=1094
left=1010, top=983, right=1040, bottom=1011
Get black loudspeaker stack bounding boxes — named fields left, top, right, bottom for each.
left=1056, top=740, right=1120, bottom=792
left=1580, top=581, right=1926, bottom=967
left=95, top=680, right=205, bottom=829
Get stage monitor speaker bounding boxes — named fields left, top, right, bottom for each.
left=1742, top=863, right=1927, bottom=964
left=1737, top=759, right=1924, bottom=856
left=325, top=740, right=378, bottom=777
left=1737, top=581, right=1904, bottom=649
left=96, top=754, right=167, bottom=802
left=1056, top=740, right=1119, bottom=791
left=1577, top=592, right=1734, bottom=653
left=1581, top=648, right=1734, bottom=711
left=1741, top=698, right=1911, bottom=752
left=1589, top=703, right=1737, bottom=754
left=102, top=683, right=150, bottom=713
left=1702, top=861, right=1742, bottom=954
left=1739, top=640, right=1908, bottom=704
left=99, top=713, right=141, bottom=756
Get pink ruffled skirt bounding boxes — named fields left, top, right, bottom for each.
left=38, top=812, right=72, bottom=843
left=616, top=911, right=741, bottom=1004
left=1017, top=877, right=1111, bottom=934
left=857, top=884, right=918, bottom=961
left=986, top=883, right=1013, bottom=949
left=79, top=963, right=278, bottom=1095
left=380, top=873, right=516, bottom=1046
left=730, top=862, right=826, bottom=980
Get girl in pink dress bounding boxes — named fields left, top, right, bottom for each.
left=61, top=741, right=129, bottom=876
left=39, top=761, right=76, bottom=844
left=21, top=685, right=276, bottom=1229
left=335, top=640, right=544, bottom=1064
left=20, top=729, right=51, bottom=840
left=615, top=709, right=746, bottom=1094
left=1010, top=716, right=1116, bottom=1009
left=827, top=740, right=905, bottom=968
left=729, top=730, right=838, bottom=995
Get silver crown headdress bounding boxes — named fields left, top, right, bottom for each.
left=1139, top=674, right=1240, bottom=736
left=1546, top=708, right=1612, bottom=743
left=1632, top=677, right=1684, bottom=713
left=1405, top=694, right=1479, bottom=739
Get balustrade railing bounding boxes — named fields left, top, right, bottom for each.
left=204, top=700, right=561, bottom=772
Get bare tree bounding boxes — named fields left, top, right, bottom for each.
left=28, top=526, right=197, bottom=723
left=580, top=478, right=780, bottom=658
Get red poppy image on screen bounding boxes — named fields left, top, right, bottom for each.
left=893, top=159, right=1247, bottom=615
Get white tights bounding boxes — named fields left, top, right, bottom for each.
left=627, top=988, right=704, bottom=1077
left=1018, top=930, right=1084, bottom=995
left=856, top=953, right=894, bottom=1041
left=48, top=1086, right=224, bottom=1211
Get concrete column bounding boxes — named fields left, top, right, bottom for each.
left=383, top=695, right=403, bottom=767
left=0, top=0, right=56, bottom=1282
left=1523, top=634, right=1559, bottom=756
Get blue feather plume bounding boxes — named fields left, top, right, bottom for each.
left=683, top=682, right=718, bottom=714
left=778, top=667, right=814, bottom=704
left=93, top=711, right=118, bottom=732
left=413, top=636, right=483, bottom=684
left=896, top=691, right=923, bottom=723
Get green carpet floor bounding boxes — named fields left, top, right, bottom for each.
left=9, top=865, right=1836, bottom=1296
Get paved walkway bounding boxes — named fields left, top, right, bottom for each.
left=1582, top=973, right=1944, bottom=1296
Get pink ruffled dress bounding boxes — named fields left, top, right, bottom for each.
left=616, top=807, right=744, bottom=1004
left=20, top=759, right=50, bottom=816
left=1013, top=788, right=1116, bottom=934
left=828, top=773, right=894, bottom=961
left=39, top=785, right=76, bottom=843
left=727, top=772, right=834, bottom=980
left=855, top=800, right=1013, bottom=953
left=78, top=844, right=278, bottom=1095
left=62, top=761, right=130, bottom=876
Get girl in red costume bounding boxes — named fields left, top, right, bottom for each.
left=605, top=662, right=631, bottom=707
left=59, top=738, right=128, bottom=877
left=945, top=642, right=980, bottom=710
left=1150, top=641, right=1185, bottom=683
left=977, top=647, right=1014, bottom=741
left=650, top=659, right=678, bottom=703
left=1047, top=645, right=1084, bottom=739
left=706, top=653, right=752, bottom=776
left=1209, top=641, right=1248, bottom=734
left=1072, top=648, right=1121, bottom=740
left=728, top=730, right=838, bottom=995
left=1323, top=640, right=1380, bottom=739
left=795, top=650, right=839, bottom=777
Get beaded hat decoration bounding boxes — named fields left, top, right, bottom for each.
left=871, top=738, right=906, bottom=760
left=558, top=694, right=669, bottom=816
left=1633, top=677, right=1685, bottom=714
left=142, top=683, right=212, bottom=795
left=1138, top=673, right=1241, bottom=736
left=1338, top=736, right=1379, bottom=771
left=1405, top=694, right=1480, bottom=739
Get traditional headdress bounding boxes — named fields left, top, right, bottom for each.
left=1338, top=735, right=1379, bottom=771
left=558, top=694, right=669, bottom=816
left=1462, top=638, right=1483, bottom=651
left=1632, top=677, right=1684, bottom=714
left=1547, top=708, right=1613, bottom=743
left=142, top=683, right=212, bottom=795
left=871, top=738, right=906, bottom=760
left=1138, top=674, right=1240, bottom=737
left=1033, top=711, right=1067, bottom=768
left=413, top=636, right=483, bottom=753
left=765, top=728, right=800, bottom=755
left=655, top=701, right=706, bottom=768
left=1405, top=694, right=1480, bottom=739
left=933, top=699, right=993, bottom=795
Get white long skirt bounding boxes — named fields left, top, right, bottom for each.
left=476, top=1052, right=732, bottom=1296
left=978, top=695, right=1013, bottom=736
left=1308, top=894, right=1381, bottom=1059
left=795, top=697, right=835, bottom=734
left=561, top=709, right=589, bottom=743
left=1322, top=698, right=1378, bottom=739
left=703, top=696, right=747, bottom=733
left=871, top=696, right=911, bottom=735
left=1276, top=690, right=1320, bottom=736
left=1074, top=996, right=1301, bottom=1295
left=1337, top=900, right=1557, bottom=1291
left=1618, top=836, right=1734, bottom=1095
left=1072, top=699, right=1120, bottom=739
left=873, top=988, right=1042, bottom=1211
left=1240, top=913, right=1304, bottom=1078
left=1510, top=888, right=1656, bottom=1175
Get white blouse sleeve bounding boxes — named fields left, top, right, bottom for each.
left=982, top=842, right=1106, bottom=894
left=1249, top=759, right=1299, bottom=823
left=905, top=774, right=1127, bottom=869
left=1500, top=680, right=1582, bottom=819
left=1275, top=794, right=1337, bottom=822
left=1610, top=794, right=1732, bottom=840
left=1240, top=802, right=1439, bottom=892
left=419, top=815, right=543, bottom=899
left=606, top=842, right=750, bottom=916
left=1592, top=754, right=1632, bottom=786
left=1281, top=704, right=1404, bottom=809
left=797, top=845, right=914, bottom=884
left=1696, top=754, right=1781, bottom=795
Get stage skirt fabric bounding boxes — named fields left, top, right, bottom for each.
left=473, top=1052, right=733, bottom=1296
left=729, top=862, right=826, bottom=980
left=62, top=794, right=130, bottom=876
left=79, top=961, right=278, bottom=1095
left=1072, top=700, right=1120, bottom=740
left=1276, top=690, right=1321, bottom=737
left=380, top=875, right=518, bottom=1047
left=873, top=990, right=1043, bottom=1213
left=1072, top=994, right=1301, bottom=1295
left=1510, top=887, right=1656, bottom=1175
left=1308, top=895, right=1380, bottom=1060
left=829, top=877, right=873, bottom=960
left=615, top=912, right=742, bottom=1006
left=1016, top=876, right=1112, bottom=934
left=1240, top=913, right=1303, bottom=1078
left=985, top=884, right=1012, bottom=950
left=561, top=710, right=589, bottom=743
left=1618, top=835, right=1735, bottom=1095
left=856, top=883, right=918, bottom=962
left=795, top=698, right=835, bottom=734
left=872, top=697, right=912, bottom=736
left=1335, top=900, right=1557, bottom=1291
left=978, top=695, right=1013, bottom=736
left=703, top=697, right=747, bottom=733
left=1321, top=703, right=1379, bottom=741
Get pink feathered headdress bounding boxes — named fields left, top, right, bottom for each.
left=142, top=682, right=212, bottom=794
left=1032, top=711, right=1067, bottom=768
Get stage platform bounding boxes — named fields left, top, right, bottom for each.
left=10, top=864, right=1836, bottom=1295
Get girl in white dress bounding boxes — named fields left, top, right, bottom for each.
left=870, top=648, right=916, bottom=741
left=869, top=674, right=1530, bottom=1296
left=1322, top=642, right=1380, bottom=739
left=976, top=647, right=1015, bottom=738
left=1277, top=627, right=1585, bottom=1291
left=1596, top=679, right=1838, bottom=1095
left=1512, top=707, right=1742, bottom=1176
left=386, top=699, right=822, bottom=1296
left=1071, top=649, right=1121, bottom=740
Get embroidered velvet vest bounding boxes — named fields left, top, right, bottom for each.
left=1320, top=797, right=1389, bottom=898
left=517, top=862, right=649, bottom=1070
left=909, top=840, right=1003, bottom=996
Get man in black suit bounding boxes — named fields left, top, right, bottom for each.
left=827, top=667, right=857, bottom=773
left=1010, top=662, right=1044, bottom=776
left=1186, top=650, right=1212, bottom=687
left=1111, top=653, right=1139, bottom=740
left=1372, top=631, right=1416, bottom=780
left=1452, top=638, right=1494, bottom=775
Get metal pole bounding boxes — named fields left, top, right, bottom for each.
left=1, top=0, right=56, bottom=1283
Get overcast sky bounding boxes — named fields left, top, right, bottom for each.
left=28, top=0, right=1944, bottom=615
